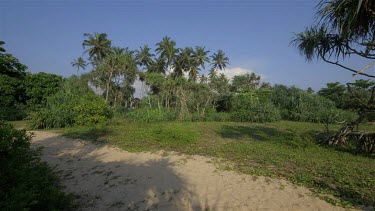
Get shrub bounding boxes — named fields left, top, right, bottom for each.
left=28, top=77, right=112, bottom=129
left=73, top=98, right=113, bottom=125
left=230, top=93, right=281, bottom=123
left=0, top=122, right=72, bottom=209
left=230, top=101, right=281, bottom=122
left=271, top=84, right=348, bottom=123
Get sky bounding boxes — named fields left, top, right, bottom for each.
left=0, top=0, right=371, bottom=94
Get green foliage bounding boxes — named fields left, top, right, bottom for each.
left=0, top=51, right=63, bottom=121
left=230, top=72, right=264, bottom=92
left=271, top=84, right=354, bottom=123
left=318, top=80, right=375, bottom=111
left=0, top=51, right=29, bottom=120
left=28, top=77, right=112, bottom=129
left=318, top=82, right=347, bottom=108
left=318, top=107, right=357, bottom=128
left=0, top=53, right=28, bottom=78
left=24, top=72, right=63, bottom=109
left=73, top=97, right=113, bottom=125
left=0, top=122, right=72, bottom=210
left=231, top=92, right=281, bottom=122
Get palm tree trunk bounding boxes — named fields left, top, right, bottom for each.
left=105, top=70, right=113, bottom=103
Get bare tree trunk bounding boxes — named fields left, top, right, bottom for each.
left=105, top=70, right=113, bottom=103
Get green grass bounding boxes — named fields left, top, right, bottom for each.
left=63, top=119, right=375, bottom=208
left=9, top=121, right=27, bottom=130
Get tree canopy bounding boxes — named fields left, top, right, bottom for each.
left=292, top=0, right=375, bottom=77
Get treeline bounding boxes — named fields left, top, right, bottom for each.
left=1, top=36, right=372, bottom=129
left=0, top=48, right=62, bottom=120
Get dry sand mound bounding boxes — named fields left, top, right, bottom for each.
left=31, top=131, right=343, bottom=211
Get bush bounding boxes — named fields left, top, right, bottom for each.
left=28, top=77, right=112, bottom=129
left=230, top=101, right=281, bottom=122
left=230, top=93, right=281, bottom=123
left=0, top=104, right=28, bottom=121
left=0, top=122, right=72, bottom=210
left=271, top=85, right=347, bottom=123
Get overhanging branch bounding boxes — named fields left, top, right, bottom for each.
left=321, top=55, right=375, bottom=78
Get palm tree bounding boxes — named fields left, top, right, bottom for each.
left=149, top=56, right=167, bottom=75
left=135, top=45, right=154, bottom=98
left=156, top=36, right=178, bottom=75
left=0, top=41, right=5, bottom=52
left=200, top=74, right=208, bottom=84
left=317, top=0, right=375, bottom=40
left=136, top=45, right=154, bottom=70
left=190, top=46, right=210, bottom=81
left=82, top=32, right=112, bottom=63
left=208, top=68, right=217, bottom=81
left=172, top=52, right=185, bottom=78
left=71, top=57, right=87, bottom=76
left=211, top=50, right=229, bottom=71
left=112, top=46, right=126, bottom=55
left=180, top=47, right=194, bottom=72
left=193, top=46, right=210, bottom=69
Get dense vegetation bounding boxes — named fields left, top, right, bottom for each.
left=0, top=122, right=72, bottom=210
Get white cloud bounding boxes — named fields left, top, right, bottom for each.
left=217, top=67, right=266, bottom=80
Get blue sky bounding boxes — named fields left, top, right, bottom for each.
left=0, top=0, right=371, bottom=92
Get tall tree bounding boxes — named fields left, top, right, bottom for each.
left=292, top=0, right=375, bottom=147
left=292, top=0, right=375, bottom=77
left=211, top=50, right=229, bottom=71
left=0, top=41, right=5, bottom=53
left=155, top=36, right=178, bottom=75
left=190, top=46, right=210, bottom=81
left=136, top=45, right=154, bottom=70
left=231, top=72, right=262, bottom=93
left=71, top=57, right=87, bottom=76
left=82, top=32, right=112, bottom=63
left=136, top=45, right=154, bottom=98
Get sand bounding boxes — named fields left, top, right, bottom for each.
left=31, top=130, right=344, bottom=211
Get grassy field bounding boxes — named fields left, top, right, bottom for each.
left=9, top=121, right=27, bottom=130
left=63, top=119, right=374, bottom=208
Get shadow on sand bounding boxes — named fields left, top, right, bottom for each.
left=32, top=132, right=226, bottom=210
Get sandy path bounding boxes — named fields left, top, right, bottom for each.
left=31, top=131, right=343, bottom=211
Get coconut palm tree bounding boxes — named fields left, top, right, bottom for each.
left=82, top=32, right=112, bottom=63
left=190, top=46, right=210, bottom=81
left=149, top=56, right=167, bottom=75
left=200, top=74, right=208, bottom=84
left=211, top=50, right=229, bottom=71
left=71, top=57, right=87, bottom=76
left=0, top=41, right=5, bottom=52
left=156, top=36, right=178, bottom=75
left=172, top=52, right=185, bottom=78
left=136, top=45, right=154, bottom=70
left=135, top=45, right=154, bottom=98
left=180, top=47, right=193, bottom=72
left=193, top=46, right=210, bottom=69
